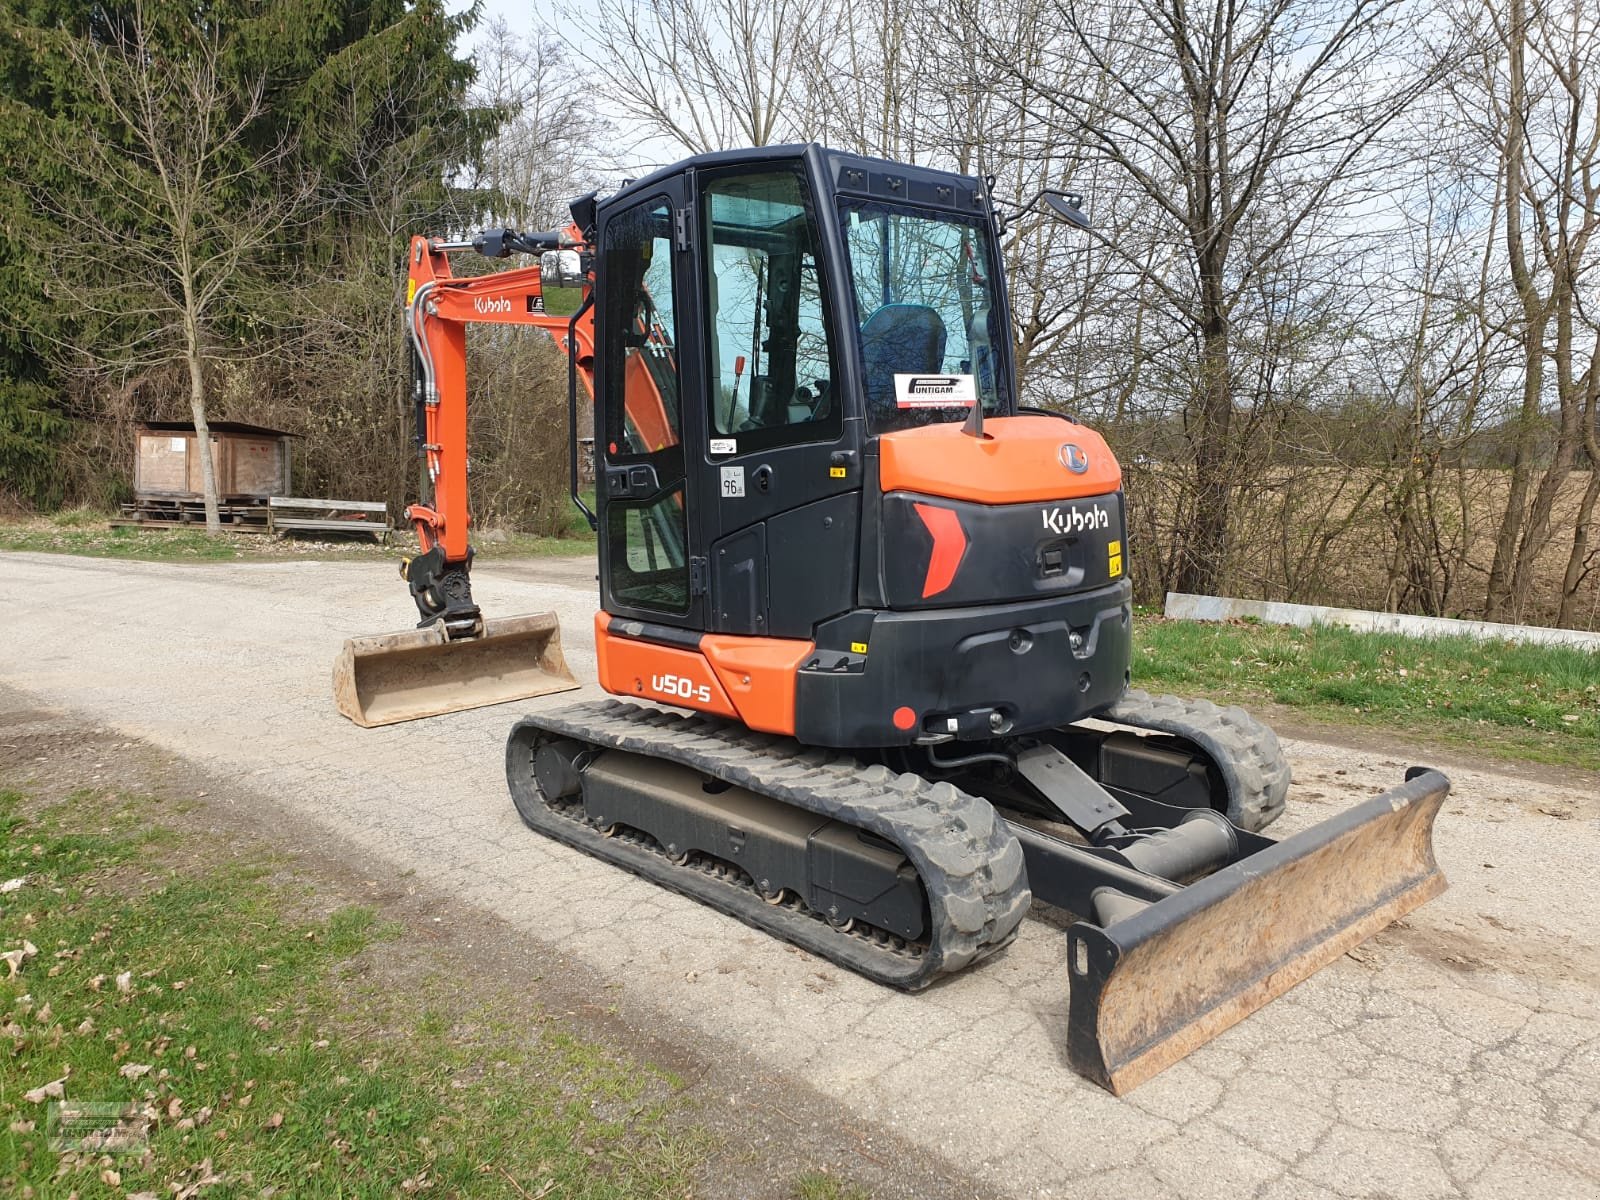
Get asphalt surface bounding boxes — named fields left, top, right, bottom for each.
left=4, top=550, right=1597, bottom=1199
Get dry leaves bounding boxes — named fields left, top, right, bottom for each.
left=118, top=1062, right=154, bottom=1080
left=2, top=939, right=39, bottom=977
left=23, top=1070, right=69, bottom=1103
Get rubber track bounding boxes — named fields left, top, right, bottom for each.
left=506, top=700, right=1031, bottom=989
left=1105, top=689, right=1292, bottom=831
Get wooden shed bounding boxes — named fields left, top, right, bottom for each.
left=120, top=420, right=293, bottom=528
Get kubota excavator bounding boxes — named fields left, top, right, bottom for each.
left=334, top=144, right=1447, bottom=1094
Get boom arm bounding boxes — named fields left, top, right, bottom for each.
left=402, top=227, right=595, bottom=633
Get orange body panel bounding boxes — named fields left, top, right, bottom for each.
left=595, top=614, right=811, bottom=734
left=879, top=415, right=1122, bottom=504
left=594, top=612, right=740, bottom=719
left=700, top=634, right=814, bottom=735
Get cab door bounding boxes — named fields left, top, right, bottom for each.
left=695, top=160, right=861, bottom=641
left=594, top=178, right=707, bottom=630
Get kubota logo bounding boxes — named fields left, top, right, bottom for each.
left=1042, top=504, right=1110, bottom=535
left=474, top=296, right=511, bottom=315
left=1059, top=443, right=1090, bottom=473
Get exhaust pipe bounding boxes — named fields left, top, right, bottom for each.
left=1063, top=768, right=1449, bottom=1093
left=333, top=611, right=580, bottom=727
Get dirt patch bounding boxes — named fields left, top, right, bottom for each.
left=1374, top=919, right=1600, bottom=993
left=0, top=686, right=993, bottom=1200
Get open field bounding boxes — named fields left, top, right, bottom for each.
left=1125, top=465, right=1600, bottom=632
left=1, top=549, right=1596, bottom=1199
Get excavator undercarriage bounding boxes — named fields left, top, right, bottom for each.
left=506, top=693, right=1446, bottom=1094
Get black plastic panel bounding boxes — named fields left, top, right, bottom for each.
left=797, top=579, right=1134, bottom=747
left=710, top=523, right=767, bottom=634
left=881, top=489, right=1126, bottom=610
left=766, top=492, right=860, bottom=639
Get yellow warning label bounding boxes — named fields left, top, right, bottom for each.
left=850, top=641, right=868, bottom=654
left=406, top=278, right=417, bottom=305
left=1108, top=540, right=1121, bottom=556
left=829, top=466, right=847, bottom=478
left=1109, top=553, right=1123, bottom=578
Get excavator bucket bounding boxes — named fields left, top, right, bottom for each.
left=333, top=612, right=580, bottom=727
left=1065, top=768, right=1448, bottom=1093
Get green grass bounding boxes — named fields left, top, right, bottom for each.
left=0, top=787, right=700, bottom=1198
left=0, top=521, right=244, bottom=560
left=0, top=508, right=596, bottom=563
left=792, top=1172, right=873, bottom=1200
left=1134, top=618, right=1600, bottom=772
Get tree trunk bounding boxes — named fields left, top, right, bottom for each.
left=1177, top=267, right=1233, bottom=596
left=184, top=307, right=222, bottom=534
left=1484, top=0, right=1543, bottom=622
left=1556, top=467, right=1600, bottom=628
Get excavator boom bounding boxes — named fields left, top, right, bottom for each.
left=332, top=229, right=592, bottom=726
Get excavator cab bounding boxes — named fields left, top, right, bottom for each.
left=587, top=147, right=1131, bottom=746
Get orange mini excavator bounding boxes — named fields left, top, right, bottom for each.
left=335, top=145, right=1447, bottom=1093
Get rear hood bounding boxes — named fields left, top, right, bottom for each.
left=878, top=415, right=1122, bottom=504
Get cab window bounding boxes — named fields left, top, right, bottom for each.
left=703, top=169, right=840, bottom=448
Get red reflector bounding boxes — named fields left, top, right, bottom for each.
left=892, top=706, right=917, bottom=731
left=608, top=441, right=618, bottom=454
left=912, top=503, right=968, bottom=598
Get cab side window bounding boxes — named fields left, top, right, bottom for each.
left=703, top=170, right=839, bottom=448
left=601, top=198, right=688, bottom=613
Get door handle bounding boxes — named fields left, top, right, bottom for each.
left=752, top=464, right=774, bottom=494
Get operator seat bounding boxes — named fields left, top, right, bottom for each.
left=860, top=303, right=946, bottom=416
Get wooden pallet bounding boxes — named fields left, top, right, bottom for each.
left=117, top=496, right=270, bottom=529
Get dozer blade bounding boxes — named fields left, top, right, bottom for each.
left=1066, top=768, right=1448, bottom=1094
left=333, top=612, right=579, bottom=727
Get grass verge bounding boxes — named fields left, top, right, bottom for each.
left=1134, top=618, right=1600, bottom=773
left=0, top=511, right=594, bottom=563
left=0, top=786, right=701, bottom=1198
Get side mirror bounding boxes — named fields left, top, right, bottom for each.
left=995, top=188, right=1092, bottom=235
left=1041, top=191, right=1089, bottom=230
left=541, top=249, right=586, bottom=290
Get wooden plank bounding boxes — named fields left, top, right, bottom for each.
left=273, top=517, right=388, bottom=541
left=268, top=496, right=386, bottom=514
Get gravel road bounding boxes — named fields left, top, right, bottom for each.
left=3, top=550, right=1596, bottom=1199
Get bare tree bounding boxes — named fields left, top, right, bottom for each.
left=576, top=0, right=834, bottom=155
left=986, top=0, right=1445, bottom=596
left=29, top=4, right=302, bottom=531
left=473, top=23, right=617, bottom=227
left=1471, top=0, right=1600, bottom=621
